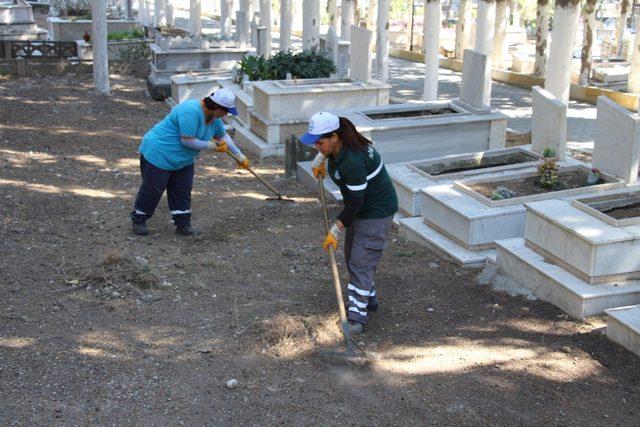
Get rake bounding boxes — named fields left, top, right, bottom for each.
left=224, top=150, right=295, bottom=208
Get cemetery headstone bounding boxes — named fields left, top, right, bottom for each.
left=349, top=25, right=373, bottom=83
left=531, top=86, right=567, bottom=161
left=459, top=49, right=490, bottom=111
left=592, top=96, right=640, bottom=184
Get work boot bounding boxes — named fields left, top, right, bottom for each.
left=367, top=302, right=379, bottom=313
left=132, top=220, right=149, bottom=236
left=347, top=321, right=365, bottom=335
left=175, top=224, right=199, bottom=236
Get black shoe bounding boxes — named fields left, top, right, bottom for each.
left=175, top=224, right=198, bottom=236
left=367, top=303, right=379, bottom=313
left=132, top=220, right=149, bottom=236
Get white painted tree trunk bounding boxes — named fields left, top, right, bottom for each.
left=327, top=0, right=338, bottom=29
left=124, top=0, right=132, bottom=19
left=492, top=0, right=508, bottom=69
left=341, top=0, right=354, bottom=40
left=302, top=0, right=319, bottom=51
left=144, top=0, right=152, bottom=27
left=366, top=0, right=377, bottom=31
left=375, top=0, right=389, bottom=82
left=280, top=0, right=292, bottom=51
left=454, top=0, right=471, bottom=59
left=628, top=14, right=640, bottom=94
left=166, top=0, right=174, bottom=26
left=221, top=0, right=233, bottom=37
left=259, top=0, right=271, bottom=56
left=239, top=0, right=251, bottom=44
left=423, top=0, right=440, bottom=100
left=615, top=0, right=629, bottom=57
left=579, top=0, right=596, bottom=86
left=544, top=0, right=580, bottom=104
left=91, top=0, right=109, bottom=95
left=190, top=0, right=201, bottom=35
left=139, top=0, right=147, bottom=26
left=475, top=0, right=495, bottom=102
left=533, top=0, right=549, bottom=77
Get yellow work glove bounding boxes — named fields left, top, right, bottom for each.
left=238, top=155, right=250, bottom=169
left=322, top=232, right=338, bottom=251
left=215, top=140, right=228, bottom=153
left=312, top=152, right=326, bottom=179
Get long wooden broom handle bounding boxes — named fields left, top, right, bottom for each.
left=225, top=150, right=282, bottom=197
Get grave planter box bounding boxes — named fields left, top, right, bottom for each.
left=418, top=163, right=624, bottom=250
left=337, top=100, right=508, bottom=164
left=148, top=43, right=254, bottom=100
left=47, top=17, right=140, bottom=42
left=0, top=0, right=47, bottom=40
left=390, top=147, right=542, bottom=217
left=523, top=189, right=640, bottom=283
left=75, top=38, right=151, bottom=61
left=169, top=72, right=232, bottom=106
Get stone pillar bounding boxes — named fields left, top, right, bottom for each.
left=475, top=0, right=495, bottom=103
left=239, top=0, right=251, bottom=45
left=579, top=0, right=597, bottom=86
left=259, top=0, right=271, bottom=56
left=221, top=0, right=233, bottom=37
left=190, top=0, right=201, bottom=35
left=628, top=16, right=640, bottom=94
left=91, top=0, right=109, bottom=95
left=280, top=0, right=292, bottom=51
left=544, top=0, right=581, bottom=104
left=374, top=0, right=389, bottom=82
left=423, top=0, right=440, bottom=100
left=615, top=0, right=629, bottom=57
left=302, top=0, right=320, bottom=51
left=492, top=0, right=508, bottom=70
left=341, top=0, right=354, bottom=40
left=533, top=0, right=549, bottom=77
left=454, top=0, right=471, bottom=59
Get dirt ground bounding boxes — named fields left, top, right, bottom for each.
left=1, top=74, right=639, bottom=425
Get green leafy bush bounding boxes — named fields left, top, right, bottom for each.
left=489, top=186, right=517, bottom=200
left=537, top=157, right=560, bottom=189
left=107, top=29, right=146, bottom=41
left=541, top=147, right=556, bottom=158
left=235, top=50, right=336, bottom=84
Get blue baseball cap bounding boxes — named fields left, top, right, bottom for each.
left=300, top=112, right=340, bottom=144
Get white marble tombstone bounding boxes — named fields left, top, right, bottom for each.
left=458, top=49, right=490, bottom=112
left=592, top=96, right=640, bottom=184
left=531, top=86, right=567, bottom=160
left=349, top=25, right=373, bottom=83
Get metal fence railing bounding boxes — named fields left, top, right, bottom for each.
left=0, top=40, right=78, bottom=59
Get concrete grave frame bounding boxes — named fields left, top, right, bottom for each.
left=48, top=17, right=139, bottom=42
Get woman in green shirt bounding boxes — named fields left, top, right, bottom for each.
left=300, top=112, right=398, bottom=335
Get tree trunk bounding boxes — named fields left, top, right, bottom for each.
left=423, top=0, right=441, bottom=100
left=302, top=0, right=319, bottom=51
left=533, top=0, right=549, bottom=77
left=544, top=0, right=581, bottom=104
left=615, top=0, right=629, bottom=57
left=455, top=0, right=471, bottom=59
left=327, top=0, right=338, bottom=29
left=579, top=0, right=597, bottom=86
left=190, top=0, right=201, bottom=35
left=91, top=0, right=109, bottom=95
left=628, top=13, right=640, bottom=93
left=341, top=0, right=354, bottom=40
left=375, top=0, right=389, bottom=81
left=492, top=0, right=508, bottom=69
left=366, top=0, right=377, bottom=31
left=259, top=0, right=271, bottom=56
left=221, top=0, right=234, bottom=37
left=280, top=0, right=292, bottom=51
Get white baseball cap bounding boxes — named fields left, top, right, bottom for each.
left=300, top=112, right=340, bottom=145
left=209, top=88, right=238, bottom=115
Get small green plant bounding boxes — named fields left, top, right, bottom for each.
left=234, top=50, right=336, bottom=84
left=542, top=147, right=556, bottom=158
left=107, top=29, right=146, bottom=41
left=537, top=157, right=560, bottom=189
left=118, top=42, right=151, bottom=61
left=489, top=186, right=517, bottom=200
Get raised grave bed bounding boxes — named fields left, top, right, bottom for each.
left=571, top=190, right=640, bottom=227
left=455, top=165, right=623, bottom=208
left=408, top=147, right=541, bottom=181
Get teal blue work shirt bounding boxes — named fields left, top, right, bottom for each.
left=138, top=99, right=226, bottom=171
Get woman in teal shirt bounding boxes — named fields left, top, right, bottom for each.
left=131, top=89, right=249, bottom=236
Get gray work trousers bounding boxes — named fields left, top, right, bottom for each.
left=344, top=215, right=394, bottom=324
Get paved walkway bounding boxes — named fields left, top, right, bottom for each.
left=388, top=56, right=597, bottom=151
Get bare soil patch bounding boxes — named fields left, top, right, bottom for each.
left=365, top=107, right=458, bottom=120
left=1, top=74, right=639, bottom=425
left=469, top=169, right=594, bottom=198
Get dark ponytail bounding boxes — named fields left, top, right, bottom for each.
left=321, top=116, right=372, bottom=153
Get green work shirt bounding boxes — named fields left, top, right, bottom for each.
left=328, top=144, right=398, bottom=220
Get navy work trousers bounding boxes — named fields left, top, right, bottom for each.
left=131, top=155, right=194, bottom=226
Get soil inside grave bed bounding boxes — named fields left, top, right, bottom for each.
left=596, top=200, right=640, bottom=220
left=365, top=108, right=458, bottom=120
left=417, top=152, right=538, bottom=176
left=469, top=169, right=594, bottom=198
